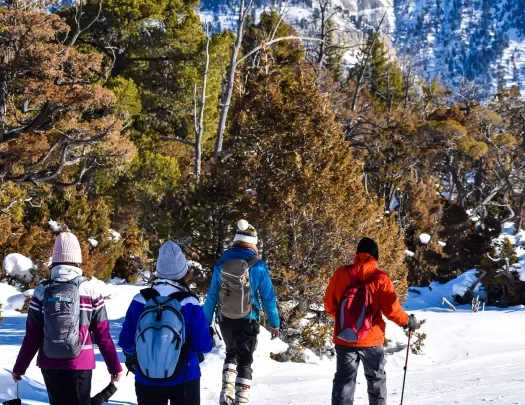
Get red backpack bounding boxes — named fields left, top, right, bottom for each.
left=335, top=267, right=385, bottom=343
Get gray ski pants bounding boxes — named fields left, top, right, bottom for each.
left=332, top=344, right=387, bottom=405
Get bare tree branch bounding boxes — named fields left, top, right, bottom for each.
left=69, top=0, right=103, bottom=47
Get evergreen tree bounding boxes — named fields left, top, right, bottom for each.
left=222, top=61, right=407, bottom=347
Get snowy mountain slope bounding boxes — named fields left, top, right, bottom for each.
left=201, top=0, right=525, bottom=95
left=394, top=0, right=525, bottom=95
left=2, top=276, right=525, bottom=404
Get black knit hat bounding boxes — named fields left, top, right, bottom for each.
left=356, top=237, right=379, bottom=261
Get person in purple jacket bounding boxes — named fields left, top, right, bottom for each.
left=118, top=241, right=213, bottom=405
left=11, top=230, right=122, bottom=405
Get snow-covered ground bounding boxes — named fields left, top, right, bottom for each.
left=2, top=281, right=525, bottom=404
left=1, top=234, right=525, bottom=404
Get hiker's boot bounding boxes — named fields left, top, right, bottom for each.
left=234, top=377, right=251, bottom=404
left=219, top=363, right=237, bottom=405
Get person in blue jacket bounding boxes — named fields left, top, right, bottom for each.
left=203, top=220, right=280, bottom=405
left=119, top=241, right=213, bottom=405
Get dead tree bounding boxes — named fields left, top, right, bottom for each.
left=349, top=13, right=386, bottom=112
left=213, top=0, right=323, bottom=158
left=214, top=0, right=253, bottom=159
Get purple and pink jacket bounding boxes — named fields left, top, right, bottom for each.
left=13, top=265, right=122, bottom=376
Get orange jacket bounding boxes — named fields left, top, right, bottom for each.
left=324, top=253, right=409, bottom=348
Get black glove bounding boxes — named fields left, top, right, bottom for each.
left=404, top=314, right=418, bottom=332
left=125, top=352, right=137, bottom=375
left=198, top=353, right=205, bottom=363
left=209, top=326, right=218, bottom=348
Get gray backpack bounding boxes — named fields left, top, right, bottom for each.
left=218, top=255, right=261, bottom=319
left=42, top=277, right=87, bottom=359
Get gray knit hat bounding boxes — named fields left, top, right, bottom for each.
left=156, top=241, right=188, bottom=281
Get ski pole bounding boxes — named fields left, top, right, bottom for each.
left=400, top=330, right=412, bottom=405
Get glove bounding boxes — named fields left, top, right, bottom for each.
left=209, top=326, right=217, bottom=348
left=11, top=372, right=22, bottom=382
left=124, top=352, right=137, bottom=375
left=270, top=327, right=279, bottom=340
left=198, top=353, right=205, bottom=363
left=404, top=314, right=417, bottom=332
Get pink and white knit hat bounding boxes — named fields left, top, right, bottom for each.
left=52, top=231, right=83, bottom=264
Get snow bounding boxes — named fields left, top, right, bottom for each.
left=187, top=260, right=203, bottom=271
left=2, top=277, right=525, bottom=404
left=47, top=220, right=61, bottom=233
left=107, top=229, right=121, bottom=242
left=135, top=271, right=152, bottom=286
left=90, top=277, right=117, bottom=300
left=418, top=233, right=431, bottom=244
left=6, top=294, right=27, bottom=312
left=405, top=249, right=415, bottom=257
left=88, top=238, right=98, bottom=247
left=2, top=254, right=35, bottom=282
left=438, top=240, right=446, bottom=247
left=2, top=232, right=525, bottom=404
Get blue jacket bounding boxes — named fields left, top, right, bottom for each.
left=203, top=247, right=280, bottom=328
left=118, top=280, right=213, bottom=387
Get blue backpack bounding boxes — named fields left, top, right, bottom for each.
left=135, top=289, right=192, bottom=380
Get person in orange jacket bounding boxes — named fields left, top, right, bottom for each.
left=324, top=237, right=417, bottom=405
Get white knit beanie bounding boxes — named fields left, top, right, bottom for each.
left=233, top=220, right=258, bottom=246
left=52, top=231, right=83, bottom=264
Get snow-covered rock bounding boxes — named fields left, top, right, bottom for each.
left=7, top=293, right=27, bottom=312
left=108, top=229, right=121, bottom=242
left=2, top=253, right=35, bottom=282
left=136, top=270, right=152, bottom=286
left=419, top=233, right=431, bottom=244
left=187, top=260, right=203, bottom=271
left=48, top=219, right=62, bottom=232
left=91, top=276, right=117, bottom=299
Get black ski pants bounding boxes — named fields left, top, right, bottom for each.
left=218, top=317, right=259, bottom=380
left=135, top=378, right=200, bottom=405
left=41, top=369, right=92, bottom=405
left=332, top=345, right=387, bottom=405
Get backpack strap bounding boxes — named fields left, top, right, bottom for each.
left=246, top=255, right=262, bottom=268
left=168, top=291, right=196, bottom=303
left=346, top=266, right=359, bottom=287
left=140, top=288, right=161, bottom=302
left=365, top=270, right=387, bottom=284
left=72, top=276, right=87, bottom=287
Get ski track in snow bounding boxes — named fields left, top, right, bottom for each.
left=2, top=282, right=525, bottom=403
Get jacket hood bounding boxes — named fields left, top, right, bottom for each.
left=353, top=253, right=379, bottom=281
left=51, top=264, right=83, bottom=280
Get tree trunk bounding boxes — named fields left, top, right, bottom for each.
left=316, top=1, right=327, bottom=66
left=195, top=26, right=211, bottom=180
left=516, top=192, right=525, bottom=232
left=474, top=157, right=484, bottom=203
left=214, top=0, right=251, bottom=158
left=0, top=73, right=8, bottom=142
left=350, top=13, right=385, bottom=112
